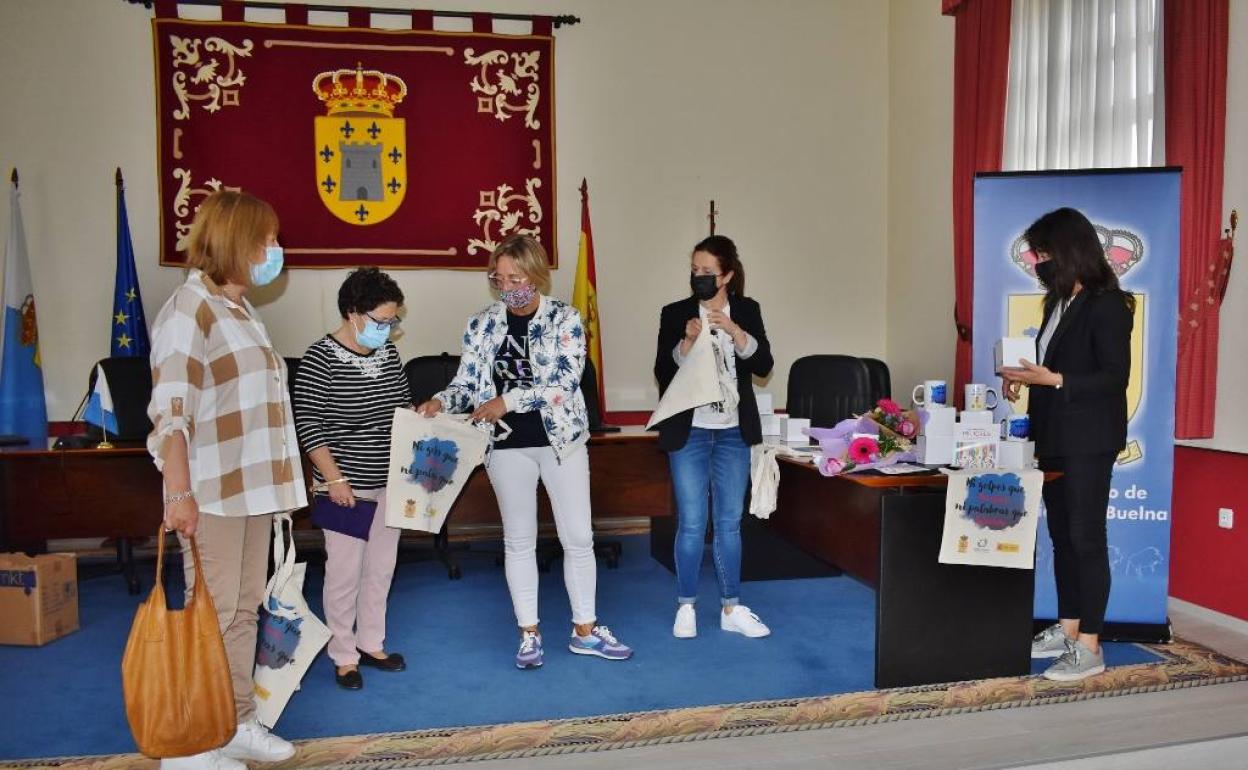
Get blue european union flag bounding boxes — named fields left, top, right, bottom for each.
left=112, top=176, right=150, bottom=358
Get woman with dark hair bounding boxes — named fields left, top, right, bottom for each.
left=653, top=235, right=774, bottom=640
left=293, top=267, right=411, bottom=690
left=1001, top=207, right=1134, bottom=682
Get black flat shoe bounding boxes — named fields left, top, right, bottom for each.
left=335, top=668, right=363, bottom=690
left=357, top=649, right=406, bottom=672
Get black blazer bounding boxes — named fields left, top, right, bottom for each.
left=1027, top=289, right=1133, bottom=459
left=653, top=295, right=774, bottom=451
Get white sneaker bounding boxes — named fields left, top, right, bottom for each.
left=673, top=604, right=697, bottom=638
left=160, top=750, right=246, bottom=770
left=222, top=718, right=297, bottom=762
left=720, top=605, right=771, bottom=638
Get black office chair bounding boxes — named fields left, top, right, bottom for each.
left=861, top=357, right=892, bottom=405
left=82, top=356, right=154, bottom=442
left=786, top=355, right=873, bottom=427
left=403, top=353, right=460, bottom=404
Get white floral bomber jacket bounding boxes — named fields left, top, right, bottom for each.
left=434, top=295, right=589, bottom=461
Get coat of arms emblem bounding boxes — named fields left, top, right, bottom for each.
left=313, top=64, right=407, bottom=225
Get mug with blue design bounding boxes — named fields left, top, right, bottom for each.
left=911, top=379, right=948, bottom=408
left=1001, top=413, right=1030, bottom=441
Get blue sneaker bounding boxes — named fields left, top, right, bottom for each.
left=515, top=631, right=543, bottom=669
left=568, top=625, right=633, bottom=660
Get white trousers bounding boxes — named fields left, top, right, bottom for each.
left=322, top=488, right=401, bottom=666
left=486, top=444, right=597, bottom=628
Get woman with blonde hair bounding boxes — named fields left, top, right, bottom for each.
left=148, top=190, right=304, bottom=769
left=416, top=234, right=632, bottom=669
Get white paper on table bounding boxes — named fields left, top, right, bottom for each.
left=646, top=323, right=722, bottom=430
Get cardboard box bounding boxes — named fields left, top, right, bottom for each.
left=997, top=440, right=1036, bottom=470
left=784, top=417, right=811, bottom=443
left=953, top=425, right=999, bottom=469
left=995, top=337, right=1037, bottom=372
left=0, top=553, right=79, bottom=646
left=923, top=404, right=956, bottom=437
left=959, top=409, right=994, bottom=427
left=917, top=434, right=954, bottom=466
left=760, top=414, right=784, bottom=436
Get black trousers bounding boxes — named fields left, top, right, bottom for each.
left=1039, top=452, right=1118, bottom=635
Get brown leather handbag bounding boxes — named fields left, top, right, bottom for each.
left=121, top=530, right=236, bottom=758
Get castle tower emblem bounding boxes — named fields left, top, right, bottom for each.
left=313, top=64, right=408, bottom=225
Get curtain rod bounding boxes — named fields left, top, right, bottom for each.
left=124, top=0, right=580, bottom=28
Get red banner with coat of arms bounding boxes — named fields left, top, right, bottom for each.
left=152, top=14, right=556, bottom=269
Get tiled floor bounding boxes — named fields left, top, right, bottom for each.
left=465, top=599, right=1248, bottom=769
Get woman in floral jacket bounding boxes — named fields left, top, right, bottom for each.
left=416, top=234, right=633, bottom=670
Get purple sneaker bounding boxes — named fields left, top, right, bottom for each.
left=568, top=625, right=633, bottom=660
left=515, top=631, right=543, bottom=669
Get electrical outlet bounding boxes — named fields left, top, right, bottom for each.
left=1218, top=508, right=1234, bottom=529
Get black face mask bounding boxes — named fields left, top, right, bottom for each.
left=1034, top=259, right=1056, bottom=287
left=690, top=274, right=720, bottom=301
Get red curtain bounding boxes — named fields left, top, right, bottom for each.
left=947, top=0, right=1011, bottom=407
left=1166, top=0, right=1229, bottom=439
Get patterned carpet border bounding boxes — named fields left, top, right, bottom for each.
left=6, top=638, right=1246, bottom=770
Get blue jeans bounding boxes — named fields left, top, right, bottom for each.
left=669, top=426, right=751, bottom=606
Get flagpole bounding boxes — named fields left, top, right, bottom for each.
left=9, top=168, right=16, bottom=188
left=97, top=423, right=114, bottom=450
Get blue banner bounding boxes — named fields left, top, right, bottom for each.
left=973, top=170, right=1179, bottom=625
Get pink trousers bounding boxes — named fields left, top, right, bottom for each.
left=322, top=489, right=401, bottom=666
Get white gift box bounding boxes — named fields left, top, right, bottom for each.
left=760, top=414, right=784, bottom=436
left=995, top=336, right=1037, bottom=372
left=923, top=404, right=956, bottom=437
left=959, top=409, right=994, bottom=427
left=917, top=434, right=954, bottom=466
left=784, top=417, right=811, bottom=443
left=755, top=392, right=774, bottom=415
left=997, top=440, right=1036, bottom=469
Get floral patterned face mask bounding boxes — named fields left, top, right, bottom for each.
left=500, top=283, right=539, bottom=310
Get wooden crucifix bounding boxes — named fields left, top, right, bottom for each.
left=708, top=199, right=719, bottom=236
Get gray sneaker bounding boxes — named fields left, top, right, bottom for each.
left=1031, top=623, right=1071, bottom=659
left=1042, top=639, right=1105, bottom=682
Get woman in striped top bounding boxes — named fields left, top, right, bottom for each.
left=293, top=267, right=411, bottom=691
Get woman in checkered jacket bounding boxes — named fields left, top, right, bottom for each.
left=147, top=191, right=304, bottom=770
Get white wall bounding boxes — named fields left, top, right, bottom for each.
left=0, top=0, right=890, bottom=420
left=886, top=2, right=956, bottom=401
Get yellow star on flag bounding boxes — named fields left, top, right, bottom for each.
left=116, top=333, right=132, bottom=349
left=114, top=310, right=129, bottom=326
left=125, top=287, right=137, bottom=302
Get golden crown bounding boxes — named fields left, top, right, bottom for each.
left=313, top=64, right=407, bottom=117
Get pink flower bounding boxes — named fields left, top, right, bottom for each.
left=898, top=420, right=916, bottom=437
left=848, top=437, right=880, bottom=464
left=820, top=456, right=846, bottom=475
left=877, top=398, right=902, bottom=416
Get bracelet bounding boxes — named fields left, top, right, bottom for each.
left=310, top=477, right=350, bottom=493
left=163, top=490, right=195, bottom=505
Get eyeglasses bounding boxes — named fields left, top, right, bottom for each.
left=487, top=272, right=530, bottom=290
left=365, top=312, right=401, bottom=329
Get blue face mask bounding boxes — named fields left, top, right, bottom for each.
left=355, top=317, right=391, bottom=349
left=250, top=245, right=284, bottom=287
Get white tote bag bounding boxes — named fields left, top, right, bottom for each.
left=386, top=409, right=489, bottom=533
left=646, top=319, right=726, bottom=430
left=253, top=513, right=331, bottom=728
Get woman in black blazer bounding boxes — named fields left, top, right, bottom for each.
left=653, top=235, right=774, bottom=641
left=1002, top=207, right=1134, bottom=683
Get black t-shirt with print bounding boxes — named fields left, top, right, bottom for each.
left=492, top=310, right=550, bottom=449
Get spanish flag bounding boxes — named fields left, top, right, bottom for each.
left=572, top=179, right=605, bottom=410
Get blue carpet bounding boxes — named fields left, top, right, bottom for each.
left=0, top=536, right=1159, bottom=760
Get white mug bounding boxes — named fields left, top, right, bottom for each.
left=911, top=379, right=948, bottom=407
left=964, top=383, right=999, bottom=411
left=1002, top=413, right=1030, bottom=441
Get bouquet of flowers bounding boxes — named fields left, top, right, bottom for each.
left=806, top=399, right=926, bottom=477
